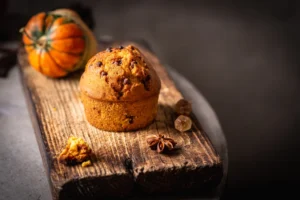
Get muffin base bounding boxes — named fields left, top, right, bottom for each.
left=81, top=93, right=159, bottom=132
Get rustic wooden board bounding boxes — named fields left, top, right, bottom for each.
left=18, top=41, right=223, bottom=200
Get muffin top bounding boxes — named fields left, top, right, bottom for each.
left=79, top=45, right=161, bottom=101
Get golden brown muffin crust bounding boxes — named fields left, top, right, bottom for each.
left=79, top=45, right=161, bottom=101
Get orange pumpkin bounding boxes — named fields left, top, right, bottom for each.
left=20, top=9, right=97, bottom=78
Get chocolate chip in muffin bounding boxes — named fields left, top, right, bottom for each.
left=123, top=78, right=131, bottom=85
left=96, top=61, right=102, bottom=67
left=106, top=47, right=112, bottom=52
left=113, top=59, right=122, bottom=66
left=126, top=115, right=134, bottom=124
left=119, top=45, right=124, bottom=49
left=145, top=74, right=151, bottom=81
left=142, top=75, right=151, bottom=91
left=131, top=46, right=135, bottom=50
left=130, top=61, right=137, bottom=68
left=111, top=83, right=123, bottom=99
left=118, top=91, right=123, bottom=99
left=100, top=71, right=108, bottom=77
left=143, top=60, right=148, bottom=67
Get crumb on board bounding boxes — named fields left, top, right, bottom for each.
left=82, top=160, right=92, bottom=167
left=58, top=136, right=92, bottom=167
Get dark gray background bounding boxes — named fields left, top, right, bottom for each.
left=3, top=0, right=300, bottom=198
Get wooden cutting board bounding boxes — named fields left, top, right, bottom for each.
left=18, top=41, right=223, bottom=200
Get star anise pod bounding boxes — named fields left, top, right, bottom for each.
left=146, top=134, right=177, bottom=153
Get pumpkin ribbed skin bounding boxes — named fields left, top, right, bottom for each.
left=21, top=9, right=97, bottom=78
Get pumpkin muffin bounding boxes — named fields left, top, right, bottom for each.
left=79, top=45, right=161, bottom=132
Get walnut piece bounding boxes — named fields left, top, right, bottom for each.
left=58, top=136, right=92, bottom=166
left=175, top=99, right=192, bottom=116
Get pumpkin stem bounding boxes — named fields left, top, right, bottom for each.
left=37, top=36, right=47, bottom=49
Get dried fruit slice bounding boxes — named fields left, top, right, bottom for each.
left=174, top=115, right=192, bottom=132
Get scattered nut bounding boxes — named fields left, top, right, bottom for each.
left=175, top=99, right=192, bottom=116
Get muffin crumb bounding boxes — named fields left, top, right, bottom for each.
left=82, top=160, right=92, bottom=167
left=58, top=136, right=92, bottom=166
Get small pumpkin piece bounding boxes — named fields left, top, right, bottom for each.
left=58, top=136, right=92, bottom=166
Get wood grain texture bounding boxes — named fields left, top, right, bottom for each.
left=18, top=41, right=223, bottom=200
